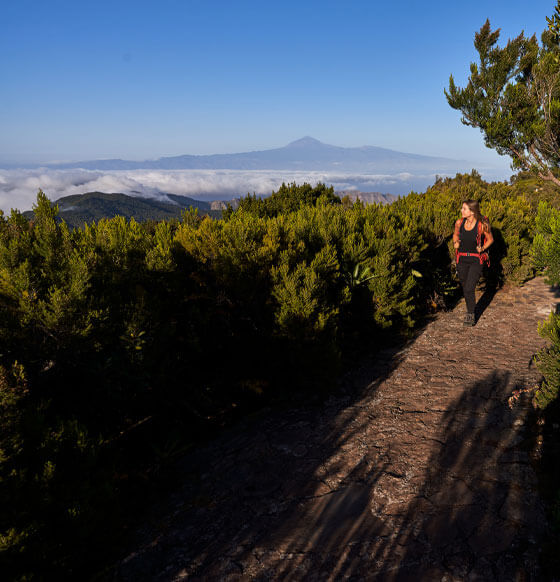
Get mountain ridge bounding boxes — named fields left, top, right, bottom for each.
left=11, top=137, right=472, bottom=173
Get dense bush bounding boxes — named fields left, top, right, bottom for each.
left=531, top=198, right=560, bottom=577
left=0, top=176, right=540, bottom=578
left=226, top=181, right=341, bottom=218
left=533, top=201, right=560, bottom=409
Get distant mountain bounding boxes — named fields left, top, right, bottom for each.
left=37, top=137, right=471, bottom=174
left=23, top=192, right=225, bottom=228
left=337, top=191, right=398, bottom=205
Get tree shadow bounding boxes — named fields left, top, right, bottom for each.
left=369, top=371, right=546, bottom=581
left=108, top=343, right=406, bottom=580
left=111, top=365, right=546, bottom=581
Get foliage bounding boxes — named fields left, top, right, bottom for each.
left=0, top=178, right=540, bottom=578
left=229, top=182, right=341, bottom=218
left=510, top=170, right=560, bottom=208
left=548, top=1, right=560, bottom=42
left=533, top=201, right=560, bottom=408
left=446, top=5, right=560, bottom=187
left=532, top=196, right=560, bottom=578
left=533, top=200, right=560, bottom=282
left=534, top=312, right=560, bottom=408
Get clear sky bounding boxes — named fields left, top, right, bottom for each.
left=0, top=0, right=555, bottom=165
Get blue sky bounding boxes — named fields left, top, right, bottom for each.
left=0, top=0, right=556, bottom=165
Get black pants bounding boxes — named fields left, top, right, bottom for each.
left=457, top=259, right=482, bottom=314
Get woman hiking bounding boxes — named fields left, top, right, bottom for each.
left=453, top=200, right=494, bottom=326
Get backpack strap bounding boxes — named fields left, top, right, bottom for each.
left=477, top=216, right=490, bottom=267
left=476, top=218, right=485, bottom=247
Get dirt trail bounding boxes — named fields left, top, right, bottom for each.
left=114, top=278, right=558, bottom=581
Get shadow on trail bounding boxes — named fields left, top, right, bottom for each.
left=111, top=344, right=404, bottom=580
left=114, top=371, right=546, bottom=580
left=373, top=371, right=546, bottom=581
left=475, top=282, right=498, bottom=320
left=224, top=371, right=544, bottom=582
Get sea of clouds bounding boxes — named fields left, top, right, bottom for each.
left=0, top=167, right=509, bottom=214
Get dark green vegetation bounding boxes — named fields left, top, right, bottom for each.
left=447, top=3, right=560, bottom=575
left=532, top=201, right=560, bottom=576
left=0, top=174, right=547, bottom=579
left=23, top=191, right=223, bottom=228
left=226, top=181, right=342, bottom=217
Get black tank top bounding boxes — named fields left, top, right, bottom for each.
left=459, top=219, right=478, bottom=261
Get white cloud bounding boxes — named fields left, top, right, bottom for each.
left=0, top=167, right=507, bottom=214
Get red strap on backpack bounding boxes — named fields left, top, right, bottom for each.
left=477, top=217, right=490, bottom=267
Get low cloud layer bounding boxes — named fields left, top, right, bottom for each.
left=0, top=167, right=510, bottom=214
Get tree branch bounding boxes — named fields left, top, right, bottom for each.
left=538, top=168, right=560, bottom=186
left=509, top=145, right=531, bottom=169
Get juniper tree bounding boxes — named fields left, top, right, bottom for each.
left=445, top=2, right=560, bottom=187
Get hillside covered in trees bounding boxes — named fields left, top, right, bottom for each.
left=22, top=191, right=224, bottom=228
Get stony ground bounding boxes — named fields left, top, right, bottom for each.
left=112, top=277, right=559, bottom=581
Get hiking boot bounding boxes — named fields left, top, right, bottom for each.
left=463, top=312, right=475, bottom=326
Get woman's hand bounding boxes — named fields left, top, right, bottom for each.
left=453, top=241, right=460, bottom=249
left=476, top=245, right=483, bottom=253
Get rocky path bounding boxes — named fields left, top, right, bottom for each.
left=114, top=278, right=559, bottom=581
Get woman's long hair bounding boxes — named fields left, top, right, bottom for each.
left=463, top=199, right=490, bottom=232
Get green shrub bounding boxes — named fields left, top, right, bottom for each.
left=533, top=202, right=560, bottom=409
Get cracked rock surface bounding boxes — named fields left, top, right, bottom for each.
left=112, top=278, right=558, bottom=581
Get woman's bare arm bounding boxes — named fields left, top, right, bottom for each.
left=453, top=219, right=461, bottom=249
